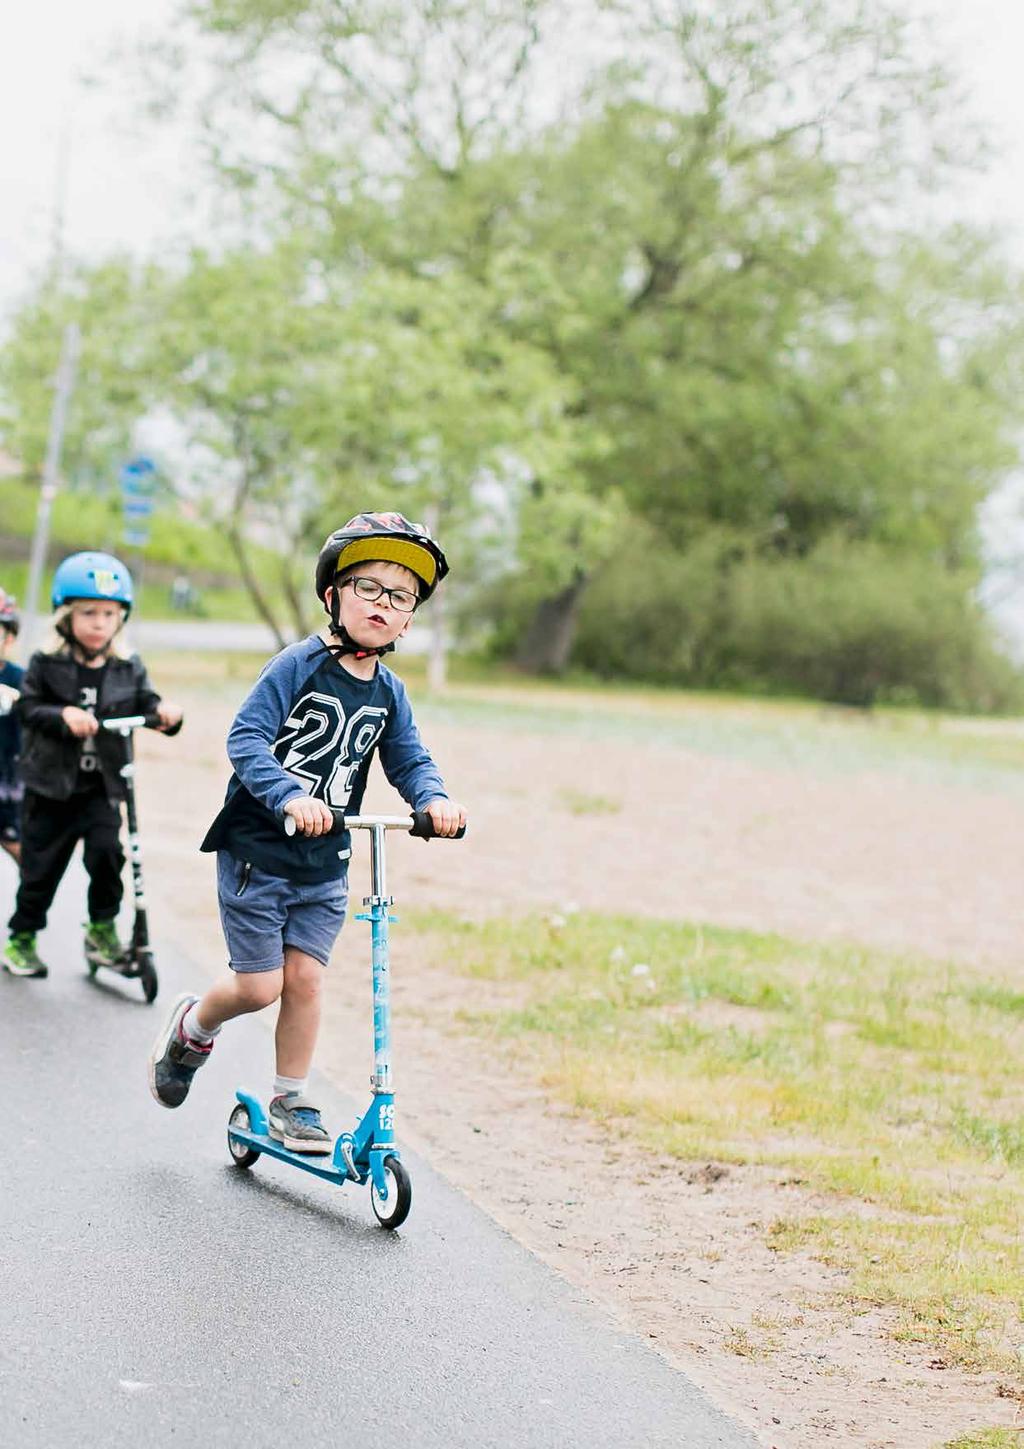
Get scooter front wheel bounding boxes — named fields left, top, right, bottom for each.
left=228, top=1103, right=261, bottom=1169
left=370, top=1155, right=412, bottom=1230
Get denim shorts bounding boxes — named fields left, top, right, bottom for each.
left=216, top=851, right=348, bottom=973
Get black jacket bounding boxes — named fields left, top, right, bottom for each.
left=16, top=649, right=163, bottom=802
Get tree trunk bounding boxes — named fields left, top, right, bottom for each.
left=281, top=558, right=312, bottom=638
left=222, top=436, right=289, bottom=651
left=515, top=573, right=588, bottom=675
left=425, top=502, right=447, bottom=691
left=224, top=523, right=288, bottom=651
left=427, top=584, right=447, bottom=692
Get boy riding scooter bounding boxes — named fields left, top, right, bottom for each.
left=148, top=512, right=465, bottom=1156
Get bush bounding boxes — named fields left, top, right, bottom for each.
left=571, top=526, right=1023, bottom=712
left=565, top=526, right=736, bottom=682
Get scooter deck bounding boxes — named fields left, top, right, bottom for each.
left=228, top=1124, right=358, bottom=1186
left=85, top=951, right=143, bottom=977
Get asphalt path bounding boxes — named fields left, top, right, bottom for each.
left=0, top=864, right=756, bottom=1449
left=127, top=620, right=428, bottom=654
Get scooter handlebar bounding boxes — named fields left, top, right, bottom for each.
left=283, top=807, right=465, bottom=841
left=102, top=714, right=184, bottom=736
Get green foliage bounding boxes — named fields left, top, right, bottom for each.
left=1, top=478, right=250, bottom=576
left=571, top=523, right=1023, bottom=710
left=0, top=261, right=166, bottom=482
left=942, top=1432, right=1024, bottom=1449
left=718, top=542, right=1022, bottom=710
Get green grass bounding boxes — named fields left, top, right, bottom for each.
left=2, top=477, right=267, bottom=576
left=942, top=1432, right=1024, bottom=1448
left=0, top=558, right=271, bottom=625
left=0, top=478, right=286, bottom=621
left=413, top=681, right=1024, bottom=790
left=398, top=659, right=1024, bottom=787
left=200, top=643, right=1024, bottom=793
left=410, top=907, right=1024, bottom=1376
left=555, top=787, right=622, bottom=816
left=140, top=648, right=273, bottom=698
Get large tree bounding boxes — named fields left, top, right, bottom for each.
left=146, top=0, right=1022, bottom=670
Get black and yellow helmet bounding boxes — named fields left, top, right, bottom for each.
left=315, top=512, right=449, bottom=603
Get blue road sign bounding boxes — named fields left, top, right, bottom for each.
left=120, top=456, right=156, bottom=486
left=120, top=457, right=157, bottom=548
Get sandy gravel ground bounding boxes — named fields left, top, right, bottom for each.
left=126, top=684, right=1024, bottom=1448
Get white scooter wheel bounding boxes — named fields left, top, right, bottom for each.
left=370, top=1155, right=412, bottom=1229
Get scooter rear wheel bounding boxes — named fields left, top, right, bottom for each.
left=228, top=1104, right=261, bottom=1169
left=138, top=955, right=159, bottom=1004
left=370, top=1155, right=412, bottom=1229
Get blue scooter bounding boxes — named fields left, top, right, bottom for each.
left=226, top=809, right=464, bottom=1229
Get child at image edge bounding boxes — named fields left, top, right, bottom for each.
left=148, top=512, right=466, bottom=1153
left=0, top=589, right=25, bottom=867
left=4, top=553, right=183, bottom=979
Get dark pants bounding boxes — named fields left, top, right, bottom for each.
left=8, top=786, right=124, bottom=934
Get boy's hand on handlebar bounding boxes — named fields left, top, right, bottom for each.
left=155, top=701, right=184, bottom=731
left=424, top=797, right=466, bottom=839
left=62, top=706, right=98, bottom=738
left=284, top=795, right=335, bottom=837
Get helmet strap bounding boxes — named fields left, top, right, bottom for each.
left=323, top=589, right=394, bottom=660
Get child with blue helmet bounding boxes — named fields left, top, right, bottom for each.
left=4, top=552, right=183, bottom=979
left=0, top=589, right=24, bottom=866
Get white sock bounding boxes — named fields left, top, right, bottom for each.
left=272, top=1074, right=307, bottom=1100
left=182, top=1003, right=220, bottom=1045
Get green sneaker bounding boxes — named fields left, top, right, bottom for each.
left=84, top=919, right=125, bottom=969
left=4, top=932, right=48, bottom=979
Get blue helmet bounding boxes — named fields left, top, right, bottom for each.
left=51, top=552, right=134, bottom=614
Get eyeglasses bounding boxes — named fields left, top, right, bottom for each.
left=342, top=575, right=420, bottom=613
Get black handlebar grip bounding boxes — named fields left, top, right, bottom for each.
left=410, top=810, right=466, bottom=841
left=141, top=713, right=184, bottom=736
left=284, top=807, right=346, bottom=837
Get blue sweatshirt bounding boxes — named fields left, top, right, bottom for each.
left=200, top=636, right=447, bottom=882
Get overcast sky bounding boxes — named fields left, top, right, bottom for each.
left=3, top=0, right=1024, bottom=317
left=0, top=0, right=182, bottom=313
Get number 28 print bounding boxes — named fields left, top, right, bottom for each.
left=277, top=692, right=387, bottom=809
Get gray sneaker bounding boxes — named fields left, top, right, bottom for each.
left=148, top=993, right=213, bottom=1108
left=268, top=1093, right=332, bottom=1154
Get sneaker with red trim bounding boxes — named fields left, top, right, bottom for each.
left=148, top=992, right=213, bottom=1108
